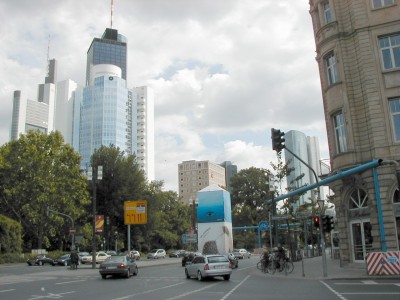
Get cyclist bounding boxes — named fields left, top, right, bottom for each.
left=276, top=244, right=286, bottom=271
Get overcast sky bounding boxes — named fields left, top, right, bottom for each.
left=0, top=0, right=329, bottom=192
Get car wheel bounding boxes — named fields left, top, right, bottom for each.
left=197, top=271, right=203, bottom=281
left=64, top=261, right=68, bottom=266
left=38, top=261, right=43, bottom=266
left=125, top=269, right=130, bottom=278
left=223, top=275, right=230, bottom=280
left=185, top=269, right=190, bottom=279
left=101, top=275, right=107, bottom=279
left=133, top=266, right=138, bottom=276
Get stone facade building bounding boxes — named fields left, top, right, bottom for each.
left=309, top=0, right=400, bottom=265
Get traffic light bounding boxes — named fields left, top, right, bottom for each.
left=327, top=215, right=334, bottom=232
left=313, top=216, right=319, bottom=228
left=322, top=215, right=329, bottom=232
left=271, top=128, right=285, bottom=153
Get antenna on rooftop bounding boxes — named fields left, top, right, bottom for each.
left=46, top=34, right=51, bottom=77
left=110, top=0, right=114, bottom=28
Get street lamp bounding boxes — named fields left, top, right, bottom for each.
left=87, top=165, right=103, bottom=269
left=317, top=199, right=328, bottom=277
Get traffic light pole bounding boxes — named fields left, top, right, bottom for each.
left=282, top=146, right=328, bottom=277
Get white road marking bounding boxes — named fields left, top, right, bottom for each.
left=27, top=291, right=75, bottom=300
left=166, top=282, right=221, bottom=300
left=220, top=275, right=250, bottom=300
left=320, top=281, right=348, bottom=300
left=0, top=288, right=15, bottom=293
left=112, top=282, right=185, bottom=300
left=55, top=279, right=87, bottom=285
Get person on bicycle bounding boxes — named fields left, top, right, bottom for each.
left=276, top=244, right=286, bottom=271
left=70, top=250, right=79, bottom=270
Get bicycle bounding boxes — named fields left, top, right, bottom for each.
left=267, top=257, right=294, bottom=275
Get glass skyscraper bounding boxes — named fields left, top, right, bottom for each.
left=86, top=28, right=127, bottom=85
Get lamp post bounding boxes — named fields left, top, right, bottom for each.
left=317, top=199, right=328, bottom=277
left=87, top=165, right=102, bottom=269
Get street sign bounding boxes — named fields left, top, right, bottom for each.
left=271, top=215, right=290, bottom=221
left=124, top=200, right=147, bottom=225
left=258, top=221, right=269, bottom=231
left=295, top=211, right=312, bottom=219
left=182, top=233, right=197, bottom=244
left=69, top=228, right=76, bottom=234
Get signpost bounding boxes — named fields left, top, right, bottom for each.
left=124, top=200, right=147, bottom=225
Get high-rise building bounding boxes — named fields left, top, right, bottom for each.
left=79, top=64, right=131, bottom=168
left=133, top=86, right=155, bottom=181
left=219, top=161, right=238, bottom=194
left=10, top=59, right=57, bottom=140
left=309, top=0, right=400, bottom=264
left=178, top=160, right=226, bottom=204
left=86, top=28, right=127, bottom=85
left=283, top=131, right=325, bottom=211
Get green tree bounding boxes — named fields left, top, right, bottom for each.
left=0, top=131, right=90, bottom=250
left=87, top=146, right=147, bottom=251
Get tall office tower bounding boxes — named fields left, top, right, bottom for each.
left=309, top=1, right=400, bottom=264
left=132, top=86, right=155, bottom=181
left=178, top=160, right=226, bottom=204
left=80, top=64, right=130, bottom=168
left=219, top=161, right=238, bottom=194
left=285, top=130, right=322, bottom=211
left=10, top=59, right=57, bottom=140
left=86, top=28, right=127, bottom=85
left=54, top=79, right=82, bottom=148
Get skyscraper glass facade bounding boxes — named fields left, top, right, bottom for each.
left=80, top=74, right=130, bottom=167
left=86, top=28, right=127, bottom=85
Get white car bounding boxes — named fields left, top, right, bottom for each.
left=232, top=249, right=251, bottom=259
left=81, top=251, right=110, bottom=264
left=147, top=249, right=166, bottom=259
left=185, top=254, right=232, bottom=281
left=129, top=250, right=141, bottom=260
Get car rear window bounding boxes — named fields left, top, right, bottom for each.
left=208, top=256, right=229, bottom=263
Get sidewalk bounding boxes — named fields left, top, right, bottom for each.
left=265, top=255, right=400, bottom=280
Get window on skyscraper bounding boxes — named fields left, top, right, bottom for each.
left=332, top=111, right=347, bottom=153
left=325, top=52, right=339, bottom=85
left=389, top=97, right=400, bottom=142
left=379, top=34, right=400, bottom=70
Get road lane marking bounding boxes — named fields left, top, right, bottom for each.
left=0, top=289, right=15, bottom=293
left=166, top=282, right=221, bottom=299
left=320, top=281, right=348, bottom=300
left=341, top=292, right=400, bottom=295
left=27, top=291, right=75, bottom=300
left=220, top=275, right=250, bottom=300
left=55, top=279, right=86, bottom=285
left=112, top=282, right=185, bottom=300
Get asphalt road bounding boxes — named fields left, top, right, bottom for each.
left=0, top=257, right=399, bottom=300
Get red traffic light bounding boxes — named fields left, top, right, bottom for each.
left=313, top=216, right=319, bottom=228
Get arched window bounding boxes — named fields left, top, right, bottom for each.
left=349, top=189, right=368, bottom=209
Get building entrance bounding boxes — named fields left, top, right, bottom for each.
left=350, top=219, right=372, bottom=262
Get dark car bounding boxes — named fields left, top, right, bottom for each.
left=99, top=255, right=138, bottom=279
left=169, top=250, right=186, bottom=258
left=181, top=252, right=202, bottom=267
left=27, top=254, right=55, bottom=266
left=53, top=254, right=72, bottom=266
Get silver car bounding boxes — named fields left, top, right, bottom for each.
left=185, top=254, right=232, bottom=281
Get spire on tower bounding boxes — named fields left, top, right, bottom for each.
left=110, top=0, right=114, bottom=28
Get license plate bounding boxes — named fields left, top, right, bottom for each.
left=214, top=265, right=225, bottom=269
left=106, top=266, right=116, bottom=269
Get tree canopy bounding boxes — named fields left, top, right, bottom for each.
left=0, top=131, right=90, bottom=250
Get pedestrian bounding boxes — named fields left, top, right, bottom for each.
left=70, top=251, right=79, bottom=270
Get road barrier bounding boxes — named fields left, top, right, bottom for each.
left=366, top=251, right=400, bottom=275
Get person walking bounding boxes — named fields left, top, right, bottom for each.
left=70, top=251, right=79, bottom=270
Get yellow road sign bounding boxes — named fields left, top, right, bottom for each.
left=124, top=200, right=147, bottom=225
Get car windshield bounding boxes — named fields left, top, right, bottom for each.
left=233, top=249, right=240, bottom=252
left=208, top=256, right=229, bottom=263
left=60, top=254, right=69, bottom=259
